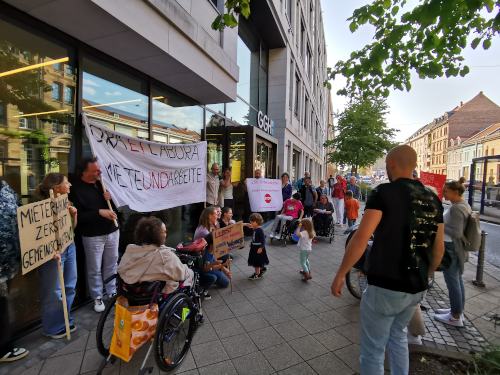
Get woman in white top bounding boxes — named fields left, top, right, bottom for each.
left=219, top=168, right=233, bottom=209
left=294, top=219, right=315, bottom=282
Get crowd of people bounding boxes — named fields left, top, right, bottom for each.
left=1, top=146, right=476, bottom=375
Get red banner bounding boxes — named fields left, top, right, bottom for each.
left=419, top=171, right=447, bottom=200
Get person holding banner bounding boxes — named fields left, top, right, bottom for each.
left=219, top=168, right=234, bottom=209
left=281, top=173, right=293, bottom=202
left=35, top=173, right=78, bottom=338
left=70, top=157, right=119, bottom=313
left=206, top=163, right=220, bottom=206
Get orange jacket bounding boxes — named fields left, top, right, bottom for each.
left=345, top=198, right=360, bottom=220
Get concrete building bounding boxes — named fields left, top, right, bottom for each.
left=406, top=124, right=432, bottom=173
left=0, top=0, right=328, bottom=338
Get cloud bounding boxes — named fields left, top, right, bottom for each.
left=84, top=78, right=100, bottom=87
left=83, top=85, right=96, bottom=96
left=104, top=90, right=122, bottom=97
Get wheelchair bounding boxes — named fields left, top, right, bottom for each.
left=269, top=217, right=300, bottom=247
left=312, top=213, right=335, bottom=243
left=96, top=249, right=204, bottom=375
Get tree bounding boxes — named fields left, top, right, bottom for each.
left=213, top=1, right=499, bottom=98
left=328, top=0, right=500, bottom=97
left=324, top=96, right=397, bottom=174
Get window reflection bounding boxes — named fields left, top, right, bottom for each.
left=152, top=86, right=202, bottom=143
left=226, top=97, right=257, bottom=126
left=206, top=109, right=224, bottom=128
left=82, top=56, right=148, bottom=139
left=0, top=18, right=76, bottom=201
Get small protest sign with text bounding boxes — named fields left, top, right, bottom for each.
left=212, top=222, right=245, bottom=259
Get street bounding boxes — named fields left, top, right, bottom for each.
left=481, top=221, right=500, bottom=268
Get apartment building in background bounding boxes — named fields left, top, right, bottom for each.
left=406, top=92, right=500, bottom=175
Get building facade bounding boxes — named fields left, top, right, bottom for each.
left=0, top=0, right=328, bottom=336
left=406, top=92, right=500, bottom=176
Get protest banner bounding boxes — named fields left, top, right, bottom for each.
left=420, top=171, right=447, bottom=200
left=212, top=221, right=245, bottom=259
left=83, top=115, right=207, bottom=212
left=17, top=193, right=74, bottom=275
left=246, top=178, right=283, bottom=212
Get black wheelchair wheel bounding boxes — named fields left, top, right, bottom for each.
left=154, top=292, right=196, bottom=371
left=96, top=295, right=118, bottom=357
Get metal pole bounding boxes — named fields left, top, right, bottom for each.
left=472, top=231, right=487, bottom=288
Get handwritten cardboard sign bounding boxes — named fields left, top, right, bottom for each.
left=17, top=194, right=74, bottom=274
left=212, top=222, right=244, bottom=259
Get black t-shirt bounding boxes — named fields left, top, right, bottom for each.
left=70, top=179, right=119, bottom=237
left=364, top=178, right=443, bottom=293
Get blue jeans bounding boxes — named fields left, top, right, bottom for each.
left=443, top=242, right=465, bottom=316
left=360, top=285, right=425, bottom=375
left=38, top=243, right=77, bottom=335
left=82, top=230, right=119, bottom=299
left=200, top=270, right=229, bottom=289
left=299, top=250, right=311, bottom=273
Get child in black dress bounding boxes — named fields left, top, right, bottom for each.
left=246, top=213, right=269, bottom=280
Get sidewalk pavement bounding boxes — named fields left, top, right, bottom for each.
left=1, top=229, right=499, bottom=375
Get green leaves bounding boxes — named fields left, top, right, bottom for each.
left=325, top=96, right=397, bottom=171
left=326, top=0, right=499, bottom=98
left=211, top=0, right=251, bottom=31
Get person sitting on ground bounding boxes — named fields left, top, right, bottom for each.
left=219, top=207, right=236, bottom=228
left=36, top=173, right=78, bottom=339
left=193, top=207, right=232, bottom=296
left=118, top=217, right=194, bottom=296
left=312, top=194, right=334, bottom=235
left=269, top=192, right=304, bottom=239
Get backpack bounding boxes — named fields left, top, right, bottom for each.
left=462, top=212, right=481, bottom=251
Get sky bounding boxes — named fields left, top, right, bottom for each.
left=320, top=0, right=500, bottom=142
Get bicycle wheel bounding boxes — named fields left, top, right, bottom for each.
left=345, top=267, right=367, bottom=299
left=154, top=292, right=196, bottom=371
left=96, top=295, right=118, bottom=357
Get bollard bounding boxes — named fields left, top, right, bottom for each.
left=472, top=231, right=487, bottom=288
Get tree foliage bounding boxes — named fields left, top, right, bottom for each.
left=211, top=0, right=251, bottom=31
left=324, top=97, right=397, bottom=173
left=328, top=0, right=500, bottom=97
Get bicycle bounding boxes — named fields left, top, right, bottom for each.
left=95, top=250, right=204, bottom=375
left=344, top=226, right=435, bottom=300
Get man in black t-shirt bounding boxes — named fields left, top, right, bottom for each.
left=70, top=157, right=119, bottom=313
left=331, top=145, right=444, bottom=375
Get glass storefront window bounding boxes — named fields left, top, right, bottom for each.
left=206, top=109, right=225, bottom=128
left=152, top=85, right=203, bottom=144
left=82, top=56, right=148, bottom=140
left=226, top=97, right=257, bottom=126
left=256, top=139, right=274, bottom=178
left=0, top=16, right=76, bottom=333
left=229, top=132, right=246, bottom=183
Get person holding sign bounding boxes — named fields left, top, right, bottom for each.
left=70, top=157, right=119, bottom=313
left=35, top=173, right=78, bottom=339
left=219, top=168, right=234, bottom=209
left=219, top=207, right=236, bottom=228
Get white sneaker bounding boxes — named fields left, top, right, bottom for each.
left=407, top=332, right=422, bottom=345
left=435, top=307, right=451, bottom=314
left=434, top=312, right=464, bottom=327
left=94, top=298, right=105, bottom=313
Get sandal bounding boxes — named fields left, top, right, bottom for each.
left=0, top=347, right=29, bottom=363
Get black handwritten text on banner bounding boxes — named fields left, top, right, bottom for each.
left=83, top=115, right=207, bottom=212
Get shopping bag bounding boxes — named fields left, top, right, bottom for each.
left=110, top=296, right=159, bottom=362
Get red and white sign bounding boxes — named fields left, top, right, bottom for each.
left=419, top=171, right=447, bottom=200
left=246, top=178, right=283, bottom=212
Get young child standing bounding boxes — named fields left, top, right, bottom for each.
left=344, top=190, right=360, bottom=228
left=246, top=213, right=269, bottom=280
left=295, top=219, right=315, bottom=282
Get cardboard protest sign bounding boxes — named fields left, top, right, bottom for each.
left=17, top=194, right=74, bottom=275
left=212, top=222, right=244, bottom=259
left=246, top=178, right=283, bottom=212
left=83, top=115, right=207, bottom=212
left=420, top=171, right=447, bottom=200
